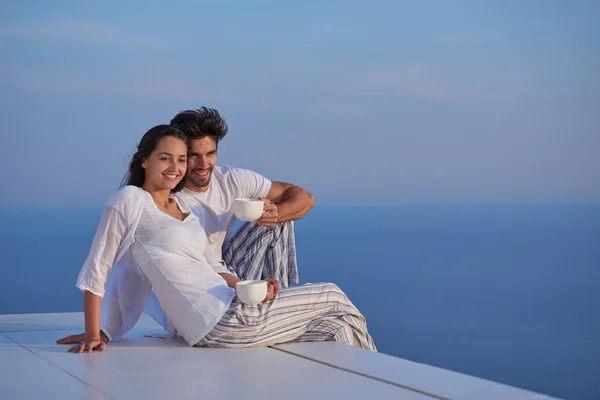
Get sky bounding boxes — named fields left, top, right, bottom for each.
left=1, top=0, right=599, bottom=206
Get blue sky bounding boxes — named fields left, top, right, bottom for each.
left=1, top=0, right=598, bottom=206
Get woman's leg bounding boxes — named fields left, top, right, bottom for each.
left=197, top=283, right=376, bottom=351
left=101, top=253, right=153, bottom=341
left=131, top=246, right=236, bottom=346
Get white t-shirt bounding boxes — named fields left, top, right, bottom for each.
left=174, top=165, right=272, bottom=273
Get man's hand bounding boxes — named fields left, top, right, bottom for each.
left=257, top=198, right=278, bottom=228
left=57, top=331, right=109, bottom=346
left=263, top=278, right=280, bottom=302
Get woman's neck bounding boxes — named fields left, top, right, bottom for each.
left=142, top=184, right=171, bottom=208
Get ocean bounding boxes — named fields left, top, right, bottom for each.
left=1, top=205, right=599, bottom=400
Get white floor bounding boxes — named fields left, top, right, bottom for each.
left=0, top=313, right=560, bottom=400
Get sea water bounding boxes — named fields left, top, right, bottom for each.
left=1, top=205, right=598, bottom=400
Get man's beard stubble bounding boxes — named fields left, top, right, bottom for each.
left=187, top=168, right=212, bottom=190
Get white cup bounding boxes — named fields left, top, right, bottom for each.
left=233, top=198, right=264, bottom=221
left=236, top=280, right=268, bottom=306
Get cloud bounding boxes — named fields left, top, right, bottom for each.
left=435, top=34, right=487, bottom=46
left=0, top=52, right=534, bottom=111
left=0, top=18, right=166, bottom=49
left=310, top=101, right=362, bottom=117
left=348, top=65, right=474, bottom=104
left=235, top=59, right=484, bottom=105
left=0, top=64, right=239, bottom=103
left=340, top=62, right=540, bottom=106
left=0, top=60, right=358, bottom=115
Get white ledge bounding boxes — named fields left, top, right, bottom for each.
left=0, top=313, right=561, bottom=400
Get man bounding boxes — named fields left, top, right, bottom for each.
left=170, top=107, right=314, bottom=289
left=58, top=107, right=314, bottom=345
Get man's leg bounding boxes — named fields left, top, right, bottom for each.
left=293, top=316, right=372, bottom=349
left=197, top=283, right=377, bottom=351
left=222, top=221, right=299, bottom=287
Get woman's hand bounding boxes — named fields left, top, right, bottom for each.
left=263, top=278, right=280, bottom=302
left=67, top=335, right=107, bottom=353
left=57, top=330, right=109, bottom=345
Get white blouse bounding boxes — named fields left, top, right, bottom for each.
left=76, top=186, right=235, bottom=345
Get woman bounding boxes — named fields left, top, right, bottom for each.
left=65, top=125, right=376, bottom=353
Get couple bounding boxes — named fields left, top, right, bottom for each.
left=57, top=108, right=376, bottom=353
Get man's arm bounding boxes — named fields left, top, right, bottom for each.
left=258, top=181, right=314, bottom=227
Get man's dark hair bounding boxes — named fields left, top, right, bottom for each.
left=170, top=107, right=228, bottom=143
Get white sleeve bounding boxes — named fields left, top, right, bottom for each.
left=231, top=167, right=272, bottom=200
left=76, top=205, right=127, bottom=297
left=210, top=262, right=236, bottom=276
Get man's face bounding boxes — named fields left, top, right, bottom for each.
left=186, top=137, right=217, bottom=192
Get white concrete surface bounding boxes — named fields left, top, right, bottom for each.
left=0, top=313, right=562, bottom=400
left=275, top=341, right=559, bottom=400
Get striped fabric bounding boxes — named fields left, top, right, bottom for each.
left=222, top=221, right=299, bottom=288
left=196, top=282, right=377, bottom=351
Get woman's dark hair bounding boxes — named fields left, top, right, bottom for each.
left=170, top=107, right=228, bottom=144
left=120, top=125, right=189, bottom=192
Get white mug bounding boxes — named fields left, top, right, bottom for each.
left=236, top=280, right=268, bottom=305
left=233, top=198, right=264, bottom=221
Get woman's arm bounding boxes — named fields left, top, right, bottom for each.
left=66, top=291, right=107, bottom=353
left=84, top=291, right=102, bottom=337
left=76, top=205, right=127, bottom=297
left=60, top=201, right=129, bottom=352
left=219, top=273, right=280, bottom=302
left=218, top=272, right=241, bottom=288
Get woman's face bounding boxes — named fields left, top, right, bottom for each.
left=141, top=136, right=187, bottom=191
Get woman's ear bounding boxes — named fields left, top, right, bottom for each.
left=141, top=158, right=147, bottom=169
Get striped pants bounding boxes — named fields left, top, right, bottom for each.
left=222, top=221, right=299, bottom=288
left=197, top=282, right=377, bottom=351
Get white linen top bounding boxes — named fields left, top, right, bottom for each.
left=97, top=166, right=270, bottom=342
left=76, top=186, right=235, bottom=345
